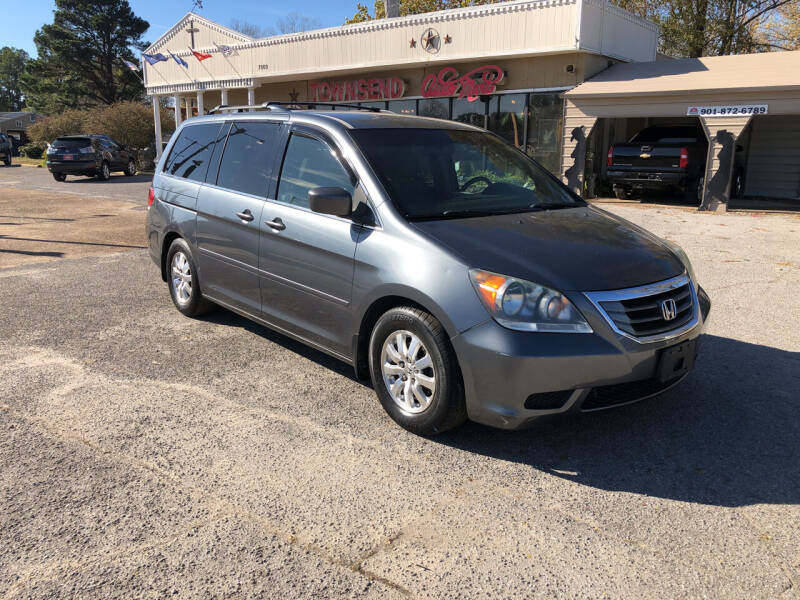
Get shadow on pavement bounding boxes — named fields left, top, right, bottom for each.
left=0, top=248, right=64, bottom=258
left=199, top=309, right=363, bottom=382
left=64, top=174, right=153, bottom=184
left=197, top=306, right=800, bottom=507
left=436, top=334, right=800, bottom=507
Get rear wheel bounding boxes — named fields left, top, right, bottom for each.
left=52, top=173, right=66, bottom=182
left=369, top=306, right=466, bottom=435
left=97, top=161, right=111, bottom=181
left=124, top=158, right=136, bottom=176
left=3, top=156, right=10, bottom=166
left=166, top=238, right=214, bottom=317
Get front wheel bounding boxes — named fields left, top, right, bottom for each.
left=369, top=307, right=466, bottom=435
left=124, top=158, right=136, bottom=176
left=3, top=157, right=10, bottom=166
left=165, top=238, right=214, bottom=317
left=52, top=172, right=66, bottom=182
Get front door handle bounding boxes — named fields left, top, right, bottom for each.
left=236, top=209, right=254, bottom=222
left=265, top=217, right=286, bottom=231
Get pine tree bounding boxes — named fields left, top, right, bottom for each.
left=22, top=0, right=149, bottom=113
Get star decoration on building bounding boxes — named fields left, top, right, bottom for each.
left=409, top=38, right=417, bottom=48
left=288, top=88, right=299, bottom=102
left=421, top=28, right=439, bottom=52
left=444, top=34, right=452, bottom=44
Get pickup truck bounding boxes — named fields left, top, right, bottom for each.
left=607, top=126, right=707, bottom=202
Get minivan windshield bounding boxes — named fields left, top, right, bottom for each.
left=349, top=128, right=583, bottom=220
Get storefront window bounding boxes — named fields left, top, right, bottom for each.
left=489, top=94, right=526, bottom=149
left=526, top=93, right=564, bottom=176
left=418, top=98, right=449, bottom=120
left=452, top=97, right=486, bottom=128
left=387, top=100, right=417, bottom=115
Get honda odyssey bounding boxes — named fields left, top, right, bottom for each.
left=145, top=103, right=710, bottom=435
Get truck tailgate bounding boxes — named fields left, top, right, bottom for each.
left=611, top=144, right=683, bottom=170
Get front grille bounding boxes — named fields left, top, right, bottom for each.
left=598, top=281, right=694, bottom=338
left=581, top=376, right=682, bottom=411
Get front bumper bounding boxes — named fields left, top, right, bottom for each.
left=451, top=284, right=710, bottom=429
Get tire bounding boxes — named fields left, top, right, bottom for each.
left=732, top=170, right=744, bottom=199
left=368, top=306, right=467, bottom=435
left=3, top=157, right=9, bottom=166
left=696, top=175, right=705, bottom=204
left=124, top=158, right=136, bottom=176
left=165, top=238, right=214, bottom=317
left=52, top=173, right=66, bottom=182
left=614, top=187, right=629, bottom=200
left=98, top=160, right=111, bottom=181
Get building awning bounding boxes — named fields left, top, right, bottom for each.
left=566, top=51, right=800, bottom=98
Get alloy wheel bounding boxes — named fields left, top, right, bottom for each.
left=170, top=251, right=192, bottom=305
left=380, top=330, right=437, bottom=414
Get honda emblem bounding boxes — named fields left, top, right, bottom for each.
left=660, top=298, right=677, bottom=321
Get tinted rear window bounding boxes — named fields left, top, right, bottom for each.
left=630, top=127, right=702, bottom=143
left=215, top=121, right=280, bottom=197
left=53, top=138, right=92, bottom=149
left=163, top=124, right=220, bottom=182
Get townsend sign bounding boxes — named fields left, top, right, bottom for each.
left=422, top=65, right=504, bottom=100
left=311, top=77, right=405, bottom=102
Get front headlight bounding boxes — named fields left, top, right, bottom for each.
left=663, top=239, right=696, bottom=284
left=468, top=269, right=592, bottom=333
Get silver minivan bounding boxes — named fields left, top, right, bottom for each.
left=146, top=103, right=710, bottom=435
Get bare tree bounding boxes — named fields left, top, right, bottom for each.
left=275, top=12, right=321, bottom=34
left=228, top=19, right=271, bottom=38
left=229, top=13, right=321, bottom=38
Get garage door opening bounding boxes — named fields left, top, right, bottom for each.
left=729, top=115, right=800, bottom=211
left=584, top=116, right=707, bottom=206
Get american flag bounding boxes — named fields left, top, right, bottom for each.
left=215, top=43, right=234, bottom=57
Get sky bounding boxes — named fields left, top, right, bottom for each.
left=2, top=0, right=357, bottom=57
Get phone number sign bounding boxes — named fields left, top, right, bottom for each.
left=687, top=104, right=768, bottom=117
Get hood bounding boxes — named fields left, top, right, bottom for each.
left=411, top=205, right=684, bottom=292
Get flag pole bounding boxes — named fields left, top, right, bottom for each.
left=127, top=64, right=144, bottom=84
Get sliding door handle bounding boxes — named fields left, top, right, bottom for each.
left=265, top=217, right=286, bottom=231
left=236, top=209, right=254, bottom=222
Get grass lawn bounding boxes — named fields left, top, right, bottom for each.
left=12, top=156, right=46, bottom=167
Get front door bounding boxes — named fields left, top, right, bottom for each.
left=196, top=120, right=282, bottom=316
left=258, top=129, right=361, bottom=356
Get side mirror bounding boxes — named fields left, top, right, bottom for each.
left=308, top=186, right=352, bottom=218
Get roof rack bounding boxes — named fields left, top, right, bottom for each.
left=207, top=101, right=383, bottom=115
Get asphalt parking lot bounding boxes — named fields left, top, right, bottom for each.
left=1, top=165, right=799, bottom=598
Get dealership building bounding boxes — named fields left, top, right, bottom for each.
left=143, top=0, right=800, bottom=208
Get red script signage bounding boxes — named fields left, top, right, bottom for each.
left=311, top=77, right=405, bottom=102
left=421, top=65, right=504, bottom=100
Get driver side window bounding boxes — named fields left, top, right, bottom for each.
left=276, top=134, right=354, bottom=209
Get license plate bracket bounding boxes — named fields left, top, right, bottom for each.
left=657, top=339, right=697, bottom=383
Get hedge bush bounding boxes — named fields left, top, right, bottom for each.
left=20, top=141, right=47, bottom=159
left=27, top=102, right=175, bottom=150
